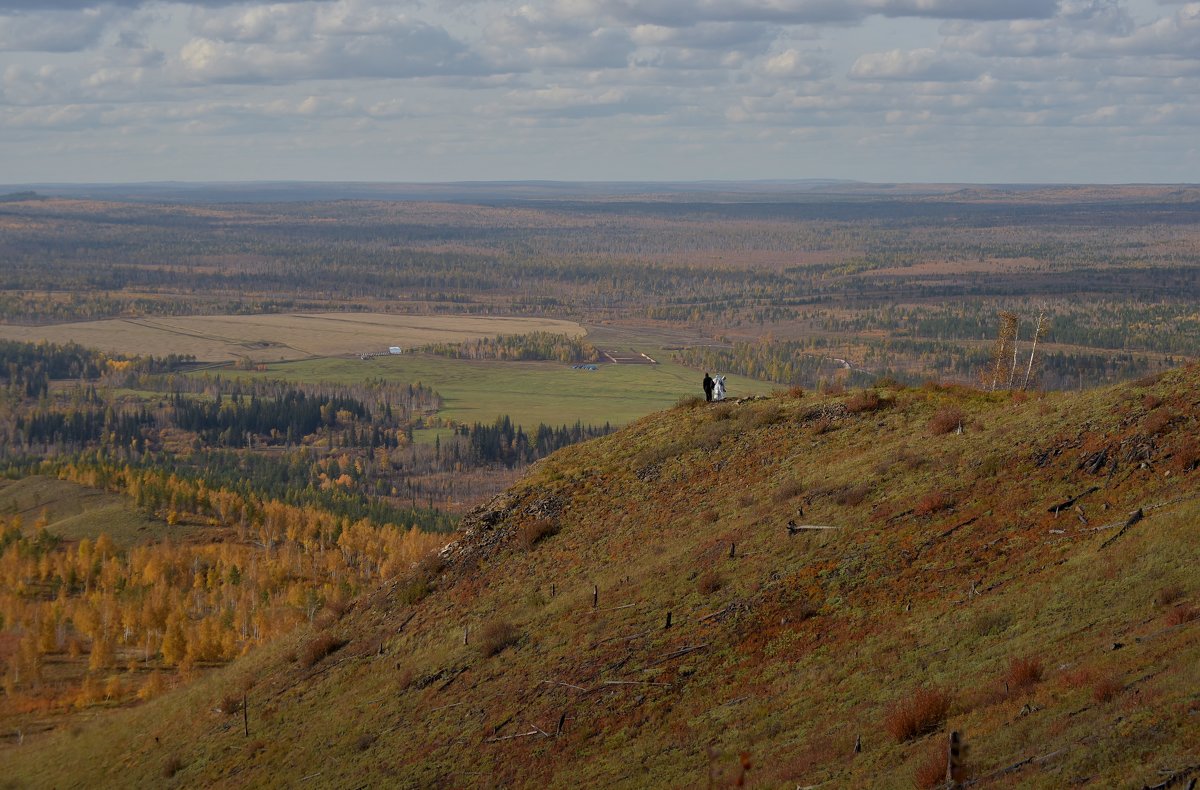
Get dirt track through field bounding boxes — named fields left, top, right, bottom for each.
left=0, top=313, right=584, bottom=363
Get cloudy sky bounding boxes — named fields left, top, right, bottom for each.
left=1, top=0, right=1198, bottom=183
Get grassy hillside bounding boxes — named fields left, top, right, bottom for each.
left=0, top=477, right=200, bottom=548
left=5, top=369, right=1199, bottom=788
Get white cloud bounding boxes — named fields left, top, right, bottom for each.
left=0, top=8, right=125, bottom=52
left=849, top=47, right=980, bottom=80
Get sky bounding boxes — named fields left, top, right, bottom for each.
left=1, top=0, right=1198, bottom=184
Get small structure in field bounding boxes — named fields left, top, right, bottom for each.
left=389, top=346, right=403, bottom=355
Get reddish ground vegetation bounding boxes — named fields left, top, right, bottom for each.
left=300, top=634, right=347, bottom=668
left=1164, top=605, right=1197, bottom=627
left=884, top=688, right=950, bottom=742
left=914, top=490, right=953, bottom=516
left=928, top=407, right=965, bottom=435
left=476, top=620, right=519, bottom=658
left=1004, top=657, right=1043, bottom=691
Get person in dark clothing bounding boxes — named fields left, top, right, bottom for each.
left=702, top=372, right=714, bottom=402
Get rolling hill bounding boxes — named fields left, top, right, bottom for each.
left=5, top=368, right=1199, bottom=788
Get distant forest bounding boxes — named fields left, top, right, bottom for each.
left=1, top=188, right=1199, bottom=386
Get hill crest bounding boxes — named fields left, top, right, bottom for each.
left=6, top=370, right=1200, bottom=788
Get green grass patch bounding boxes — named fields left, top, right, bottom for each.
left=230, top=354, right=774, bottom=429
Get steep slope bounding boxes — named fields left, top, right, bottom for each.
left=6, top=370, right=1200, bottom=789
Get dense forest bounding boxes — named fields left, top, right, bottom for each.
left=421, top=331, right=600, bottom=363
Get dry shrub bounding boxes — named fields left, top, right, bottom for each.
left=1170, top=440, right=1200, bottom=473
left=899, top=448, right=929, bottom=470
left=1142, top=409, right=1173, bottom=436
left=696, top=569, right=724, bottom=595
left=846, top=390, right=888, bottom=414
left=835, top=482, right=872, bottom=507
left=300, top=633, right=347, bottom=668
left=1004, top=657, right=1043, bottom=691
left=1165, top=604, right=1198, bottom=627
left=874, top=375, right=901, bottom=390
left=313, top=598, right=350, bottom=629
left=914, top=491, right=953, bottom=517
left=395, top=578, right=431, bottom=606
left=970, top=609, right=1011, bottom=638
left=1092, top=675, right=1123, bottom=703
left=518, top=518, right=559, bottom=550
left=928, top=407, right=965, bottom=436
left=912, top=742, right=951, bottom=789
left=823, top=380, right=846, bottom=396
left=737, top=493, right=755, bottom=509
left=675, top=395, right=707, bottom=410
left=785, top=385, right=806, bottom=399
left=1155, top=584, right=1186, bottom=608
left=355, top=733, right=378, bottom=752
left=810, top=417, right=835, bottom=436
left=885, top=688, right=950, bottom=742
left=774, top=477, right=804, bottom=503
left=216, top=693, right=243, bottom=715
left=1142, top=393, right=1163, bottom=410
left=476, top=619, right=519, bottom=658
left=162, top=755, right=184, bottom=779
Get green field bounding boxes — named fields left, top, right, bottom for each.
left=235, top=355, right=775, bottom=431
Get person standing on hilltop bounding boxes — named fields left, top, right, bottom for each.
left=702, top=372, right=714, bottom=402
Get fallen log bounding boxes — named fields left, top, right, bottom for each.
left=1100, top=508, right=1144, bottom=549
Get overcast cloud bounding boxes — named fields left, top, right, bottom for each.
left=0, top=0, right=1197, bottom=182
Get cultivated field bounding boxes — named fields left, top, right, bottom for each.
left=0, top=313, right=585, bottom=363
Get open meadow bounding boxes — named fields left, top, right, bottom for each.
left=0, top=313, right=584, bottom=364
left=236, top=353, right=775, bottom=431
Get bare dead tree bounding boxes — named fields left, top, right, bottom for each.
left=985, top=311, right=1020, bottom=391
left=1021, top=311, right=1049, bottom=391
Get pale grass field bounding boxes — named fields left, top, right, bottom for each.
left=0, top=312, right=584, bottom=363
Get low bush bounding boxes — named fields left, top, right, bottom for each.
left=845, top=390, right=888, bottom=414
left=1155, top=584, right=1185, bottom=608
left=696, top=569, right=724, bottom=595
left=1170, top=440, right=1200, bottom=473
left=395, top=578, right=431, bottom=606
left=912, top=742, right=952, bottom=789
left=1004, top=657, right=1043, bottom=691
left=476, top=619, right=520, bottom=658
left=1142, top=409, right=1173, bottom=436
left=774, top=478, right=804, bottom=503
left=810, top=417, right=835, bottom=436
left=835, top=482, right=872, bottom=507
left=1165, top=604, right=1198, bottom=627
left=1093, top=675, right=1123, bottom=703
left=884, top=688, right=950, bottom=742
left=300, top=633, right=348, bottom=668
left=914, top=490, right=953, bottom=517
left=162, top=755, right=184, bottom=779
left=928, top=407, right=965, bottom=436
left=518, top=518, right=559, bottom=550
